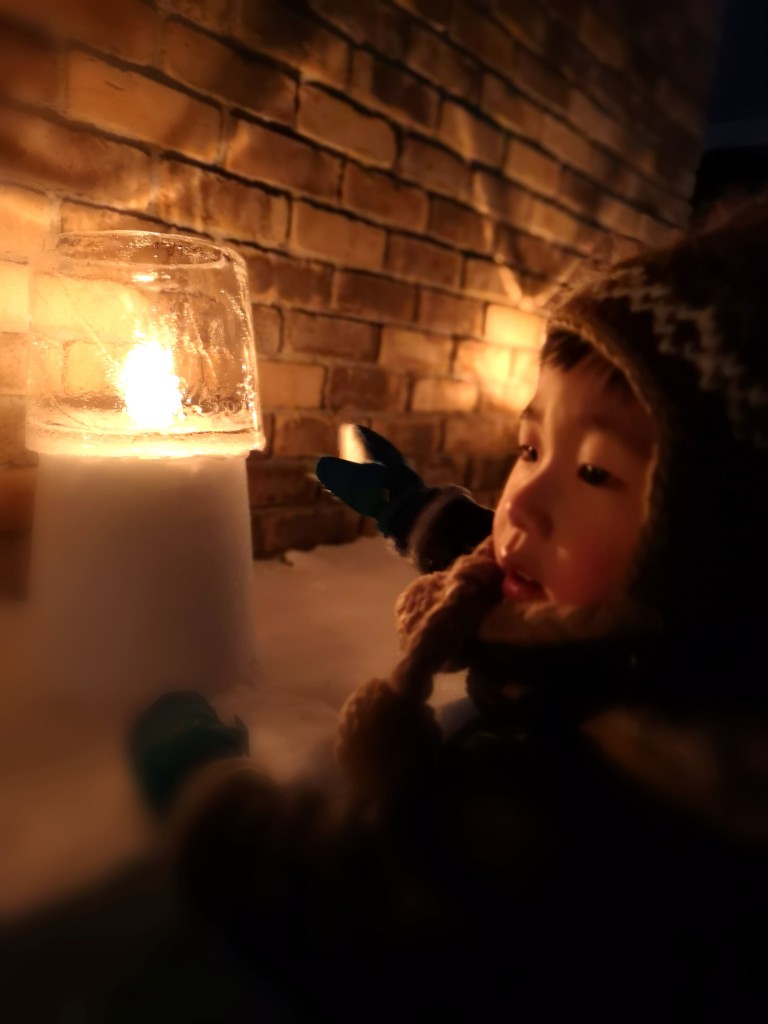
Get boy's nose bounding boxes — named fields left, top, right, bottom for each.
left=505, top=476, right=553, bottom=539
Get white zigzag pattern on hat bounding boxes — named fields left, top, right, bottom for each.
left=602, top=265, right=767, bottom=446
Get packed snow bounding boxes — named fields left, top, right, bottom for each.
left=0, top=537, right=470, bottom=922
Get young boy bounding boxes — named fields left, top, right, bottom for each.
left=131, top=207, right=768, bottom=1022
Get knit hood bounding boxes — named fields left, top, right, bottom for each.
left=548, top=206, right=768, bottom=641
left=336, top=206, right=768, bottom=842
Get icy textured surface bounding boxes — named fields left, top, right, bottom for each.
left=27, top=231, right=263, bottom=457
left=0, top=537, right=469, bottom=922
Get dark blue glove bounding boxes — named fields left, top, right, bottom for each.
left=315, top=425, right=437, bottom=550
left=129, top=690, right=249, bottom=817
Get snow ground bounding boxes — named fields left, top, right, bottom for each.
left=0, top=537, right=470, bottom=923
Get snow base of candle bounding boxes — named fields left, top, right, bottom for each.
left=29, top=453, right=257, bottom=714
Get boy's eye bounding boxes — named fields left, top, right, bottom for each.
left=516, top=444, right=538, bottom=462
left=578, top=463, right=611, bottom=487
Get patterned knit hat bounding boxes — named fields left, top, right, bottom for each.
left=548, top=199, right=768, bottom=628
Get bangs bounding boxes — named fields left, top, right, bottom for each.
left=542, top=330, right=636, bottom=401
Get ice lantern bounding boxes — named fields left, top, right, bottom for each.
left=27, top=231, right=264, bottom=711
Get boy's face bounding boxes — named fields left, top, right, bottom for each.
left=493, top=360, right=657, bottom=606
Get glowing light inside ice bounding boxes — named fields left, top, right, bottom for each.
left=118, top=333, right=183, bottom=429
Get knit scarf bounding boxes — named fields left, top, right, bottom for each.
left=335, top=536, right=655, bottom=804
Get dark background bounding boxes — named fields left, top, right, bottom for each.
left=693, top=0, right=768, bottom=211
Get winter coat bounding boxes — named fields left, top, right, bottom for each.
left=161, top=208, right=768, bottom=1023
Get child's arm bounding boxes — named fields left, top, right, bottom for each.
left=129, top=691, right=442, bottom=1019
left=316, top=425, right=493, bottom=573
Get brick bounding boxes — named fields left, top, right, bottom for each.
left=273, top=413, right=337, bottom=456
left=0, top=395, right=27, bottom=466
left=0, top=187, right=52, bottom=261
left=454, top=339, right=512, bottom=381
left=468, top=455, right=515, bottom=492
left=343, top=164, right=428, bottom=231
left=587, top=145, right=626, bottom=192
left=391, top=0, right=451, bottom=28
left=590, top=61, right=645, bottom=128
left=411, top=378, right=477, bottom=412
left=527, top=198, right=595, bottom=253
left=226, top=118, right=341, bottom=200
left=557, top=168, right=602, bottom=215
left=67, top=52, right=220, bottom=163
left=504, top=139, right=560, bottom=195
left=419, top=290, right=483, bottom=336
left=539, top=113, right=592, bottom=174
left=163, top=20, right=295, bottom=125
left=507, top=346, right=540, bottom=408
left=0, top=333, right=27, bottom=395
left=654, top=77, right=704, bottom=133
left=393, top=0, right=452, bottom=30
left=259, top=360, right=325, bottom=409
left=444, top=415, right=507, bottom=454
left=419, top=451, right=469, bottom=488
left=328, top=367, right=406, bottom=412
left=351, top=51, right=439, bottom=130
left=515, top=48, right=569, bottom=111
left=59, top=204, right=158, bottom=233
left=291, top=203, right=386, bottom=271
left=68, top=0, right=158, bottom=63
left=334, top=271, right=417, bottom=322
left=387, top=235, right=461, bottom=289
left=0, top=19, right=60, bottom=107
left=0, top=263, right=28, bottom=334
left=494, top=224, right=575, bottom=279
left=165, top=0, right=234, bottom=32
left=246, top=459, right=319, bottom=506
left=283, top=310, right=378, bottom=361
left=308, top=0, right=411, bottom=60
left=578, top=7, right=625, bottom=69
left=251, top=504, right=360, bottom=557
left=450, top=2, right=514, bottom=73
left=250, top=413, right=273, bottom=457
left=528, top=199, right=581, bottom=247
left=252, top=306, right=282, bottom=357
left=438, top=101, right=505, bottom=166
left=400, top=137, right=471, bottom=198
left=471, top=171, right=532, bottom=226
left=408, top=24, right=483, bottom=104
left=0, top=110, right=152, bottom=209
left=597, top=197, right=640, bottom=238
left=568, top=91, right=623, bottom=154
left=464, top=257, right=524, bottom=301
left=428, top=197, right=493, bottom=253
left=635, top=214, right=672, bottom=248
left=237, top=0, right=349, bottom=87
left=298, top=86, right=396, bottom=167
left=368, top=417, right=442, bottom=458
left=618, top=127, right=656, bottom=181
left=548, top=0, right=586, bottom=29
left=546, top=21, right=595, bottom=82
left=485, top=305, right=545, bottom=348
left=0, top=466, right=36, bottom=531
left=158, top=161, right=289, bottom=246
left=379, top=328, right=453, bottom=374
left=481, top=75, right=542, bottom=138
left=492, top=0, right=550, bottom=48
left=244, top=250, right=333, bottom=309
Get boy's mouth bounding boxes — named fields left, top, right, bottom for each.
left=501, top=566, right=546, bottom=603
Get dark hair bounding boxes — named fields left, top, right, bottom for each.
left=541, top=330, right=636, bottom=401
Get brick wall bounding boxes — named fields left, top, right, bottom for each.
left=0, top=0, right=722, bottom=569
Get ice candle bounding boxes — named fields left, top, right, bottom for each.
left=26, top=231, right=264, bottom=711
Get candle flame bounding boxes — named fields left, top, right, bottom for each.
left=119, top=337, right=183, bottom=429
